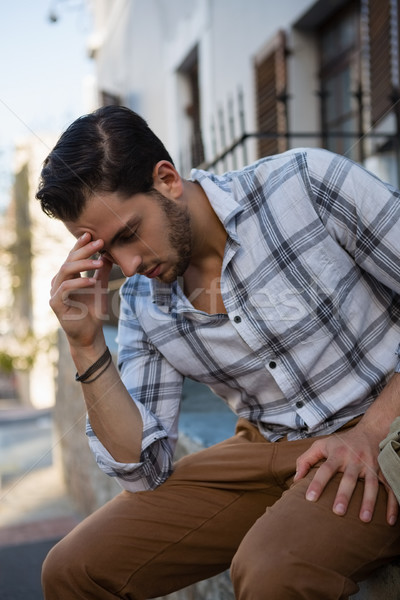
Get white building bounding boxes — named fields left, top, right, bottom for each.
left=4, top=135, right=75, bottom=408
left=86, top=0, right=400, bottom=184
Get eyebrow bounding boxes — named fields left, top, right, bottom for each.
left=105, top=217, right=139, bottom=251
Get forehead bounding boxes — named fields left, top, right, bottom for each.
left=65, top=192, right=141, bottom=240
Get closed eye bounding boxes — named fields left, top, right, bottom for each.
left=98, top=218, right=140, bottom=259
left=118, top=230, right=137, bottom=244
left=99, top=230, right=138, bottom=260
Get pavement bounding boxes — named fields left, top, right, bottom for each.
left=0, top=381, right=237, bottom=600
left=0, top=400, right=82, bottom=600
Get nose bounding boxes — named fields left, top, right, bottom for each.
left=111, top=250, right=142, bottom=277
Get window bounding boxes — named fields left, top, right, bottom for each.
left=368, top=0, right=398, bottom=126
left=178, top=46, right=204, bottom=171
left=318, top=2, right=362, bottom=160
left=254, top=31, right=288, bottom=157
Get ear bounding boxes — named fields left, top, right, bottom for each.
left=152, top=161, right=183, bottom=198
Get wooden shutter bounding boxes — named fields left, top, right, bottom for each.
left=254, top=30, right=288, bottom=158
left=368, top=0, right=394, bottom=124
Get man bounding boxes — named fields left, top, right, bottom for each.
left=37, top=105, right=400, bottom=599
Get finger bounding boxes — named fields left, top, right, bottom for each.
left=51, top=257, right=104, bottom=293
left=294, top=442, right=326, bottom=481
left=50, top=275, right=96, bottom=305
left=74, top=231, right=92, bottom=248
left=358, top=473, right=379, bottom=522
left=379, top=470, right=400, bottom=525
left=66, top=231, right=94, bottom=258
left=386, top=487, right=399, bottom=526
left=93, top=256, right=113, bottom=286
left=305, top=458, right=340, bottom=502
left=329, top=465, right=362, bottom=517
left=68, top=235, right=104, bottom=263
left=51, top=237, right=104, bottom=293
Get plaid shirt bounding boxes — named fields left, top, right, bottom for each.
left=87, top=148, right=400, bottom=491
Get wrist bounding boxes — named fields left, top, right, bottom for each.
left=356, top=417, right=384, bottom=443
left=356, top=367, right=400, bottom=436
left=357, top=407, right=396, bottom=448
left=69, top=338, right=107, bottom=372
left=75, top=347, right=112, bottom=384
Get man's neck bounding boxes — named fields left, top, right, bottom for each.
left=184, top=180, right=227, bottom=265
left=182, top=180, right=227, bottom=313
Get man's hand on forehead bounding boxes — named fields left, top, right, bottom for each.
left=48, top=232, right=113, bottom=348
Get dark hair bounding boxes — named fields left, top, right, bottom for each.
left=36, top=105, right=174, bottom=221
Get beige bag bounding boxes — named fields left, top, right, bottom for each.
left=378, top=416, right=400, bottom=504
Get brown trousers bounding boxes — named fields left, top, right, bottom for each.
left=42, top=419, right=400, bottom=599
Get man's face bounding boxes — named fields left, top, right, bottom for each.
left=65, top=189, right=192, bottom=283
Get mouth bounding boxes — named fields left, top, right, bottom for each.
left=143, top=264, right=162, bottom=279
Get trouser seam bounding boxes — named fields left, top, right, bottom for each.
left=270, top=442, right=292, bottom=490
left=116, top=489, right=249, bottom=596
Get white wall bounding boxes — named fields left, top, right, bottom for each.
left=90, top=0, right=169, bottom=146
left=89, top=0, right=322, bottom=170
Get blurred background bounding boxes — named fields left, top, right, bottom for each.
left=1, top=1, right=400, bottom=598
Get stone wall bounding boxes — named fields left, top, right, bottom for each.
left=157, top=571, right=234, bottom=600
left=55, top=329, right=400, bottom=599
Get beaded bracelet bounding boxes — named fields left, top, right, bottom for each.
left=75, top=347, right=112, bottom=384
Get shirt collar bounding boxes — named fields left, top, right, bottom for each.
left=190, top=168, right=243, bottom=244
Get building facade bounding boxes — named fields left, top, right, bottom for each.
left=87, top=0, right=400, bottom=184
left=1, top=135, right=73, bottom=408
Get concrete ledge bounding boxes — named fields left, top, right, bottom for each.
left=157, top=570, right=233, bottom=600
left=351, top=563, right=400, bottom=599
left=157, top=564, right=400, bottom=600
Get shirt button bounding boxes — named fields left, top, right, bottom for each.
left=269, top=361, right=277, bottom=369
left=233, top=316, right=242, bottom=323
left=296, top=401, right=304, bottom=409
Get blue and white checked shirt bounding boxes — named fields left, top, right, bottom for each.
left=87, top=148, right=400, bottom=492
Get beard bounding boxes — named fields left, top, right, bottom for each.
left=149, top=189, right=192, bottom=283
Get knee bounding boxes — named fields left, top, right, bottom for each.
left=42, top=525, right=142, bottom=599
left=231, top=544, right=356, bottom=600
left=231, top=544, right=295, bottom=600
left=42, top=531, right=115, bottom=598
left=42, top=525, right=107, bottom=596
left=42, top=535, right=82, bottom=594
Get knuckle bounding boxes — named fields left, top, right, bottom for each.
left=58, top=279, right=68, bottom=292
left=59, top=262, right=69, bottom=276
